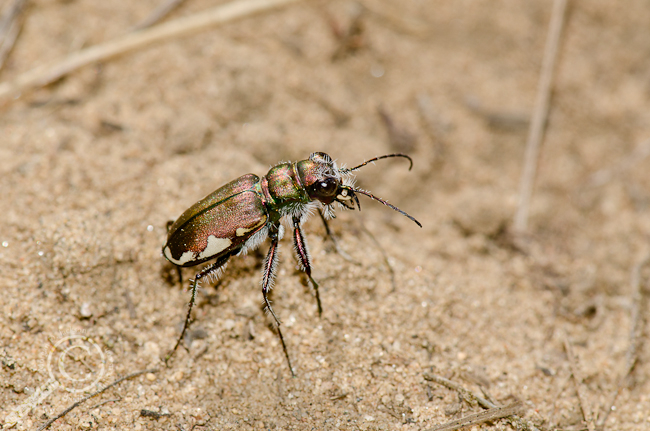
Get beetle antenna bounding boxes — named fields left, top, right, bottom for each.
left=342, top=153, right=413, bottom=173
left=352, top=187, right=422, bottom=227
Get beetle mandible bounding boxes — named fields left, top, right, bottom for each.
left=162, top=152, right=421, bottom=375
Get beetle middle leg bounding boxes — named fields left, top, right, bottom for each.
left=165, top=253, right=231, bottom=364
left=293, top=216, right=322, bottom=317
left=262, top=223, right=295, bottom=376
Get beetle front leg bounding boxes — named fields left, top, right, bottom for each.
left=293, top=216, right=322, bottom=317
left=165, top=253, right=230, bottom=365
left=262, top=223, right=295, bottom=376
left=318, top=209, right=357, bottom=264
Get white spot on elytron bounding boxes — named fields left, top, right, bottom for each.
left=1, top=241, right=8, bottom=247
left=236, top=216, right=267, bottom=236
left=236, top=227, right=253, bottom=236
left=198, top=236, right=232, bottom=260
left=147, top=225, right=154, bottom=232
left=164, top=246, right=195, bottom=266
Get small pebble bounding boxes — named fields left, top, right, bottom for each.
left=80, top=302, right=92, bottom=318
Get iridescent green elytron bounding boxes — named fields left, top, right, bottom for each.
left=163, top=152, right=421, bottom=375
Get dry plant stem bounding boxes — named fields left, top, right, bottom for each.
left=597, top=254, right=650, bottom=430
left=89, top=397, right=121, bottom=410
left=0, top=0, right=26, bottom=71
left=133, top=0, right=187, bottom=30
left=0, top=0, right=300, bottom=102
left=549, top=370, right=571, bottom=429
left=423, top=372, right=541, bottom=431
left=0, top=0, right=25, bottom=36
left=37, top=368, right=158, bottom=431
left=564, top=337, right=596, bottom=431
left=513, top=0, right=567, bottom=232
left=359, top=0, right=429, bottom=36
left=427, top=401, right=523, bottom=431
left=424, top=372, right=491, bottom=409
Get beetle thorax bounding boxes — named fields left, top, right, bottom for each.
left=260, top=163, right=311, bottom=208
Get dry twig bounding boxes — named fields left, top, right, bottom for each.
left=133, top=0, right=187, bottom=31
left=597, top=254, right=649, bottom=430
left=89, top=397, right=121, bottom=410
left=37, top=368, right=158, bottom=431
left=0, top=0, right=300, bottom=103
left=423, top=372, right=494, bottom=409
left=514, top=0, right=567, bottom=232
left=423, top=372, right=540, bottom=431
left=0, top=0, right=26, bottom=71
left=564, top=336, right=596, bottom=431
left=427, top=401, right=524, bottom=431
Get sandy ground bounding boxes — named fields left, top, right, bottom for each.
left=1, top=0, right=650, bottom=430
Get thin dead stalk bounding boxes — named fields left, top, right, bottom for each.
left=423, top=372, right=540, bottom=431
left=424, top=372, right=492, bottom=409
left=564, top=336, right=596, bottom=431
left=133, top=0, right=187, bottom=31
left=0, top=0, right=26, bottom=71
left=597, top=254, right=649, bottom=430
left=427, top=401, right=524, bottom=431
left=513, top=0, right=567, bottom=232
left=0, top=0, right=300, bottom=103
left=37, top=368, right=158, bottom=431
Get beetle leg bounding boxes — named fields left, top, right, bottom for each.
left=165, top=253, right=230, bottom=365
left=293, top=216, right=322, bottom=317
left=318, top=209, right=358, bottom=264
left=262, top=223, right=295, bottom=376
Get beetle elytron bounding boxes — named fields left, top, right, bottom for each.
left=163, top=152, right=421, bottom=375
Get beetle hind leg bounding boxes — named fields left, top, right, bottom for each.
left=164, top=254, right=230, bottom=365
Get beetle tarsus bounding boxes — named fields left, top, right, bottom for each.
left=272, top=322, right=295, bottom=377
left=165, top=254, right=230, bottom=365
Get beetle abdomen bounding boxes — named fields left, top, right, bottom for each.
left=163, top=174, right=268, bottom=267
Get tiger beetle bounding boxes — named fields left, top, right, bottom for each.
left=162, top=152, right=421, bottom=375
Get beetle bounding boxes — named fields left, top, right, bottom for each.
left=162, top=152, right=421, bottom=375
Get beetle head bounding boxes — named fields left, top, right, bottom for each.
left=298, top=152, right=344, bottom=205
left=299, top=152, right=422, bottom=227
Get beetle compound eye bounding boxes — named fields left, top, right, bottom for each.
left=318, top=178, right=337, bottom=196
